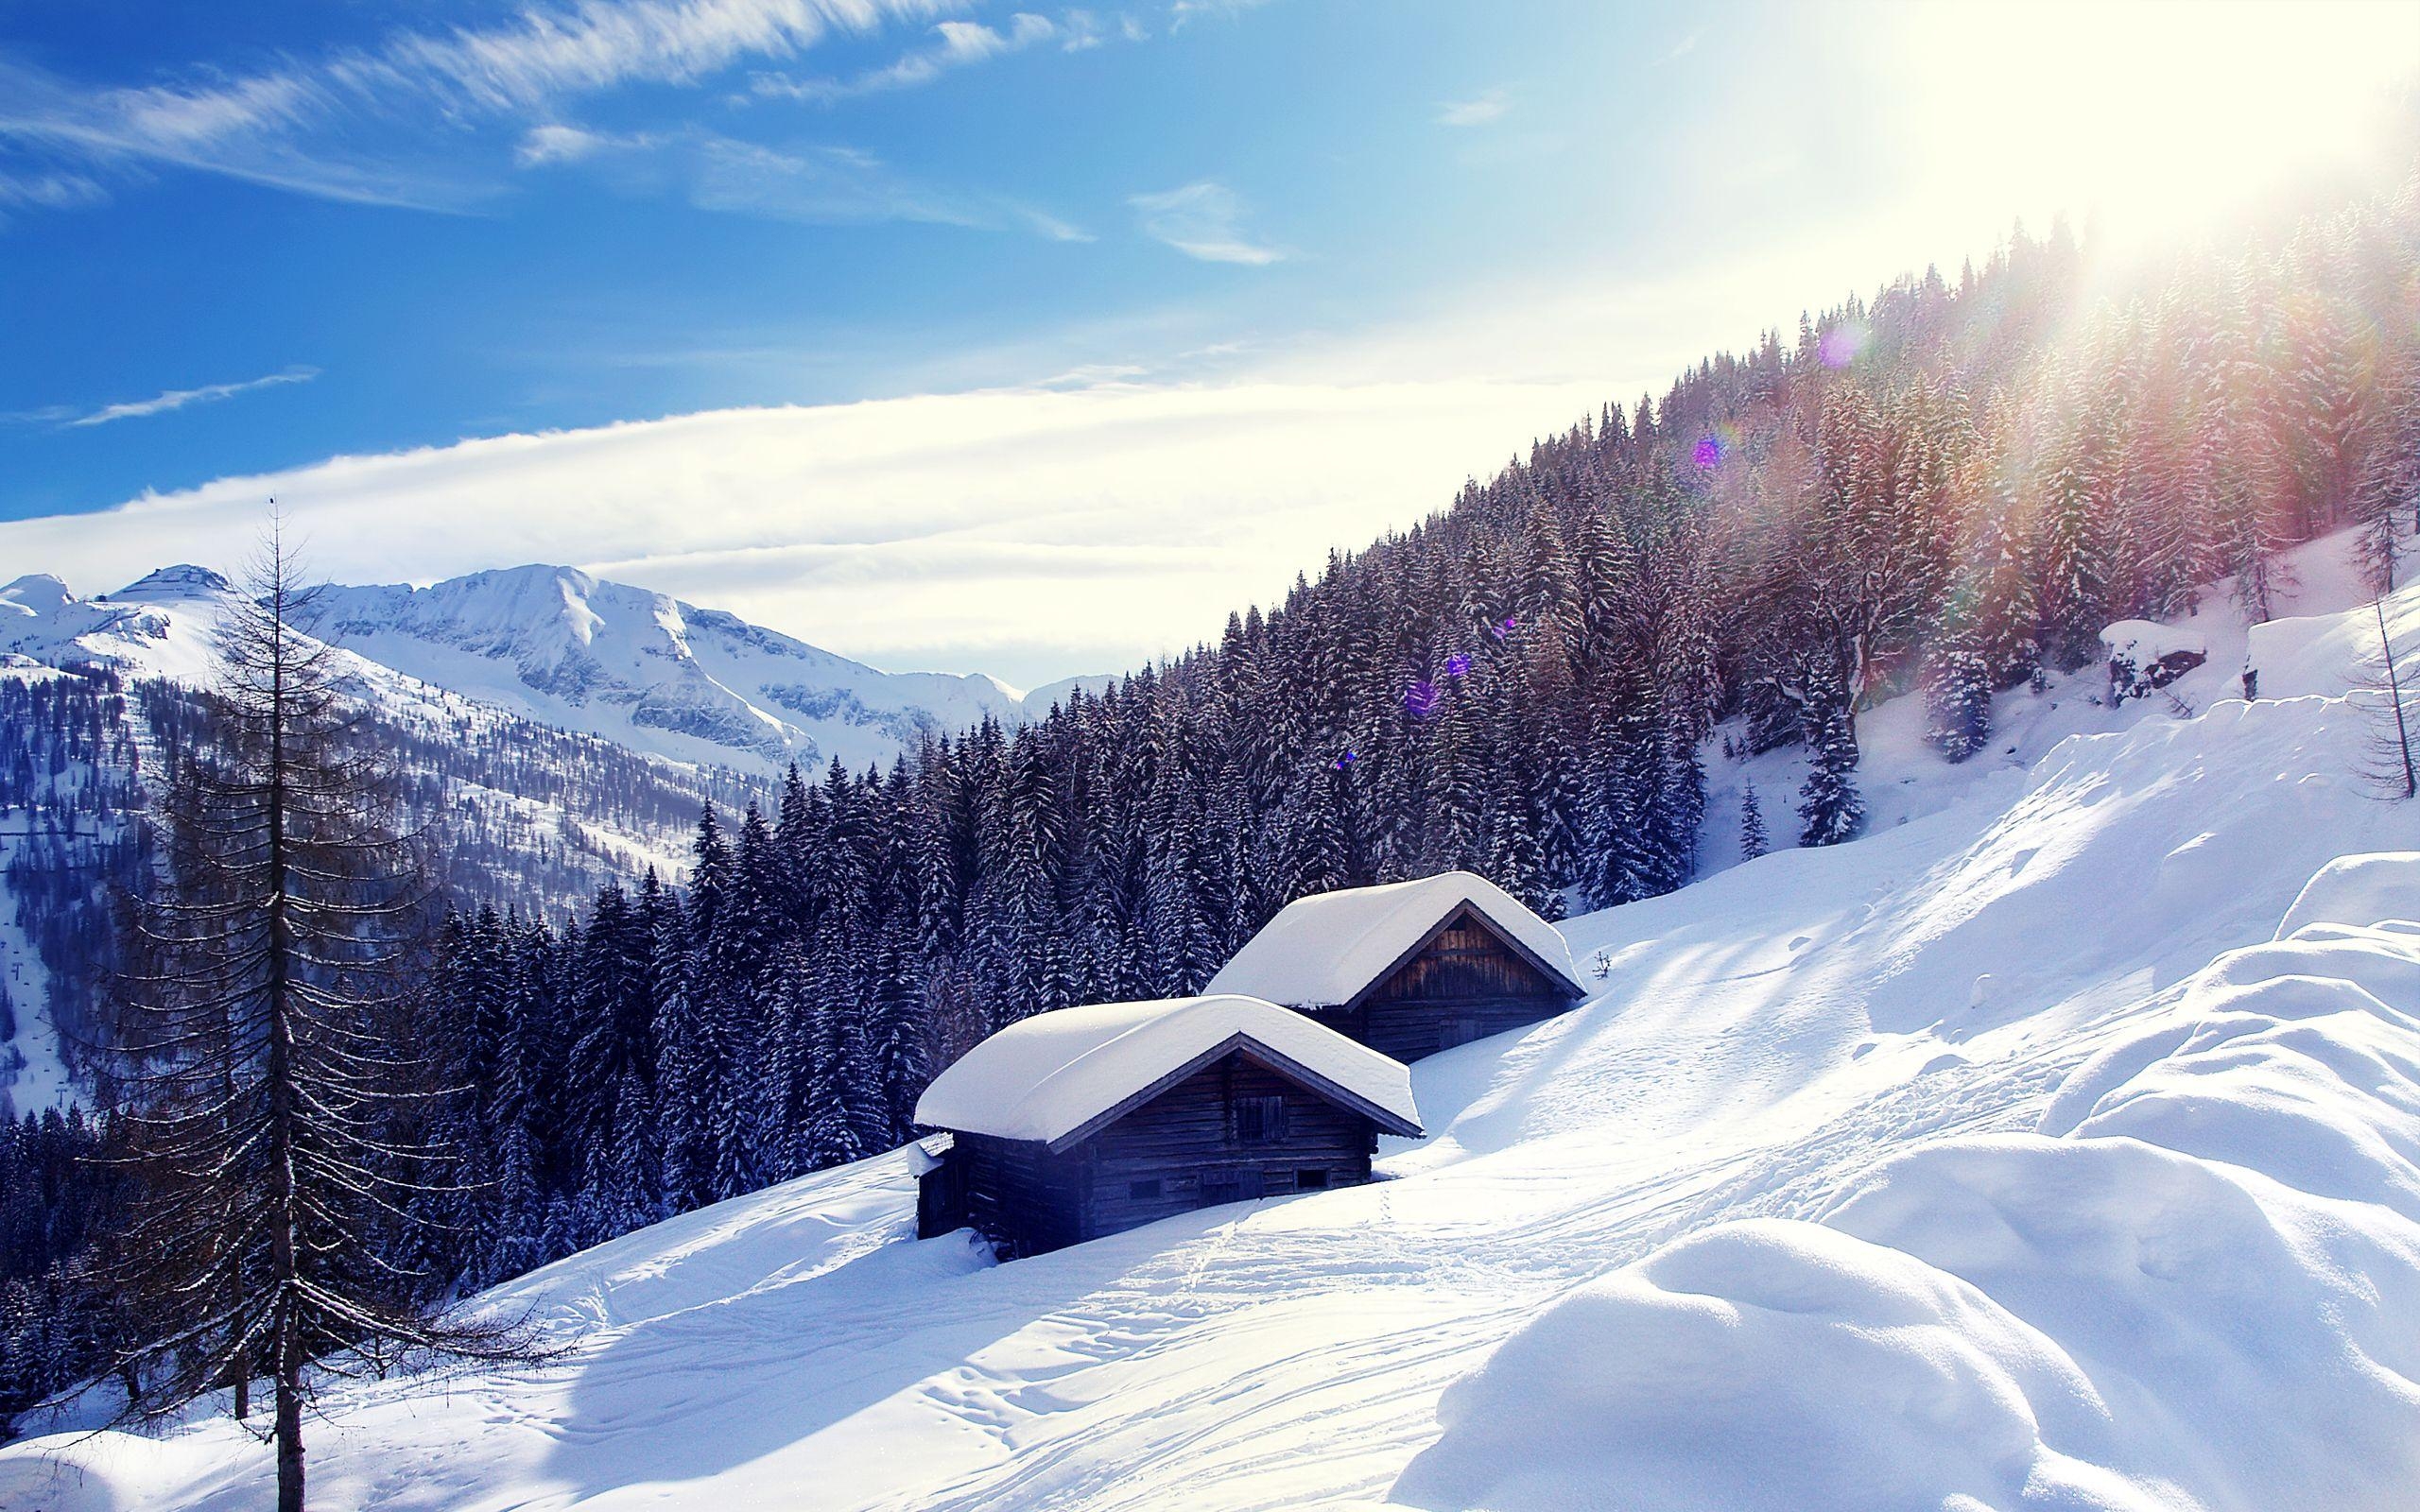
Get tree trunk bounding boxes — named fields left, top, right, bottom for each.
left=2380, top=599, right=2416, bottom=800
left=276, top=1364, right=304, bottom=1512
left=268, top=586, right=305, bottom=1512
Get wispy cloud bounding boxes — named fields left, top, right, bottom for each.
left=0, top=167, right=111, bottom=215
left=1130, top=180, right=1283, bottom=265
left=0, top=0, right=949, bottom=211
left=753, top=13, right=1060, bottom=104
left=1436, top=89, right=1510, bottom=128
left=8, top=366, right=321, bottom=430
left=513, top=123, right=656, bottom=168
left=1168, top=0, right=1273, bottom=30
left=515, top=123, right=1088, bottom=239
left=690, top=136, right=981, bottom=226
left=1658, top=28, right=1703, bottom=65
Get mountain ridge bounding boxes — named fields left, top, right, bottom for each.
left=4, top=560, right=1104, bottom=777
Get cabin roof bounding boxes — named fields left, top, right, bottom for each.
left=1204, top=869, right=1588, bottom=1009
left=913, top=994, right=1422, bottom=1148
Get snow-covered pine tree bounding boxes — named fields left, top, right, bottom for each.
left=1738, top=782, right=1769, bottom=861
left=1797, top=704, right=1866, bottom=848
left=1924, top=620, right=1995, bottom=762
left=651, top=808, right=725, bottom=1212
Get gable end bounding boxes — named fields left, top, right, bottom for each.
left=1044, top=1030, right=1423, bottom=1154
left=1340, top=901, right=1587, bottom=1012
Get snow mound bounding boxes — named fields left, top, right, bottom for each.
left=913, top=993, right=1421, bottom=1144
left=1398, top=885, right=2420, bottom=1512
left=1392, top=1217, right=2145, bottom=1512
left=2278, top=850, right=2420, bottom=939
left=2100, top=619, right=2208, bottom=699
left=2099, top=619, right=2208, bottom=662
left=2246, top=576, right=2420, bottom=701
left=1206, top=869, right=1582, bottom=1009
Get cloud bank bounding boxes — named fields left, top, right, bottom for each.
left=0, top=376, right=1600, bottom=685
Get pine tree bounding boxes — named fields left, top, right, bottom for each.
left=1738, top=782, right=1769, bottom=861
left=1797, top=706, right=1866, bottom=848
left=1924, top=625, right=1995, bottom=762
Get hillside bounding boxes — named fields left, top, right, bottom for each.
left=8, top=535, right=2414, bottom=1510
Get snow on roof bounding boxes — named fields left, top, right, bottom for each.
left=913, top=994, right=1421, bottom=1146
left=2100, top=619, right=2209, bottom=662
left=1205, top=870, right=1586, bottom=1009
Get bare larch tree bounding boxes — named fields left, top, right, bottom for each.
left=106, top=524, right=518, bottom=1512
left=2360, top=593, right=2417, bottom=800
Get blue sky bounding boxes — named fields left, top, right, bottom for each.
left=0, top=1, right=1705, bottom=513
left=2, top=0, right=2413, bottom=682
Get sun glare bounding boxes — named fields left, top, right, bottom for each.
left=1902, top=0, right=2420, bottom=258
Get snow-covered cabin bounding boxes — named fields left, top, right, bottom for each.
left=913, top=994, right=1422, bottom=1257
left=1205, top=870, right=1588, bottom=1061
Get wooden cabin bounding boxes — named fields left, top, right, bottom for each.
left=912, top=995, right=1422, bottom=1258
left=1205, top=870, right=1588, bottom=1062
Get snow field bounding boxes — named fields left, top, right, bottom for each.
left=3, top=539, right=2418, bottom=1510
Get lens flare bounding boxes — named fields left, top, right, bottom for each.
left=1819, top=321, right=1868, bottom=369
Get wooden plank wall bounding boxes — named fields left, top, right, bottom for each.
left=954, top=1051, right=1380, bottom=1257
left=960, top=1132, right=1087, bottom=1256
left=1083, top=1054, right=1375, bottom=1240
left=1353, top=912, right=1574, bottom=1061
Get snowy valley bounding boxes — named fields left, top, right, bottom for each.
left=6, top=535, right=2414, bottom=1511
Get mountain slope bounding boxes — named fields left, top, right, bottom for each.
left=310, top=566, right=1093, bottom=775
left=7, top=541, right=2416, bottom=1510
left=4, top=563, right=1097, bottom=779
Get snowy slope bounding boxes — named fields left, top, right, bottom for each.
left=1689, top=526, right=2381, bottom=882
left=7, top=540, right=2420, bottom=1510
left=0, top=826, right=79, bottom=1115
left=4, top=563, right=1099, bottom=778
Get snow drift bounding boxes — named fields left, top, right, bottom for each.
left=1398, top=881, right=2420, bottom=1512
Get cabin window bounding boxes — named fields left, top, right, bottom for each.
left=1295, top=1168, right=1330, bottom=1191
left=1235, top=1095, right=1289, bottom=1143
left=1130, top=1178, right=1162, bottom=1200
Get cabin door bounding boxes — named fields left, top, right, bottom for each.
left=1198, top=1167, right=1265, bottom=1208
left=1438, top=1015, right=1483, bottom=1050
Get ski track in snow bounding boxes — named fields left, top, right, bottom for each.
left=6, top=532, right=2420, bottom=1509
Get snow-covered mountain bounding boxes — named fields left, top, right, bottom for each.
left=3, top=562, right=1100, bottom=777
left=9, top=535, right=2417, bottom=1510
left=0, top=560, right=1102, bottom=1117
